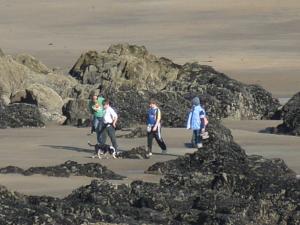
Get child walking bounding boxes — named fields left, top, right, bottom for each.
left=146, top=99, right=167, bottom=156
left=187, top=97, right=207, bottom=150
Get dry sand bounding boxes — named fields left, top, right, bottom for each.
left=0, top=122, right=299, bottom=198
left=0, top=0, right=300, bottom=97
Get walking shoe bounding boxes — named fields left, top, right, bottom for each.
left=161, top=149, right=167, bottom=154
left=197, top=143, right=203, bottom=149
left=148, top=152, right=153, bottom=156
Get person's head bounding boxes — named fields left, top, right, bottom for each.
left=104, top=100, right=110, bottom=109
left=192, top=97, right=200, bottom=106
left=91, top=95, right=98, bottom=103
left=149, top=99, right=157, bottom=108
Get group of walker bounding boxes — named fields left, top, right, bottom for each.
left=88, top=93, right=208, bottom=158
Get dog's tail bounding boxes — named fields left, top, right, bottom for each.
left=88, top=142, right=95, bottom=147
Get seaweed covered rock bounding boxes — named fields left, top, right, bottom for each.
left=67, top=44, right=280, bottom=127
left=119, top=146, right=149, bottom=159
left=69, top=43, right=179, bottom=91
left=0, top=161, right=125, bottom=180
left=276, top=92, right=300, bottom=135
left=0, top=103, right=45, bottom=128
left=14, top=53, right=52, bottom=74
left=165, top=63, right=280, bottom=120
left=0, top=53, right=78, bottom=127
left=0, top=120, right=299, bottom=224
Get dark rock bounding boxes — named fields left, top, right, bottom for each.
left=119, top=146, right=149, bottom=159
left=66, top=45, right=280, bottom=127
left=69, top=44, right=179, bottom=92
left=0, top=103, right=45, bottom=128
left=0, top=120, right=299, bottom=225
left=165, top=63, right=280, bottom=120
left=0, top=161, right=125, bottom=180
left=63, top=98, right=91, bottom=126
left=275, top=92, right=300, bottom=136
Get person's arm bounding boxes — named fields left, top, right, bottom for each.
left=110, top=108, right=118, bottom=128
left=88, top=101, right=93, bottom=114
left=187, top=111, right=192, bottom=129
left=153, top=108, right=161, bottom=131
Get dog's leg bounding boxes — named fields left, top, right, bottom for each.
left=110, top=146, right=117, bottom=159
left=97, top=151, right=102, bottom=159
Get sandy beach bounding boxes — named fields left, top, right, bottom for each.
left=0, top=121, right=299, bottom=198
left=0, top=0, right=300, bottom=97
left=0, top=0, right=299, bottom=201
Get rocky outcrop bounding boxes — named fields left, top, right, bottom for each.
left=15, top=53, right=52, bottom=74
left=119, top=146, right=149, bottom=159
left=0, top=160, right=125, bottom=180
left=0, top=120, right=299, bottom=225
left=1, top=44, right=280, bottom=128
left=62, top=98, right=91, bottom=126
left=11, top=83, right=66, bottom=124
left=0, top=103, right=45, bottom=128
left=165, top=63, right=279, bottom=120
left=274, top=92, right=300, bottom=135
left=66, top=44, right=280, bottom=127
left=69, top=44, right=179, bottom=91
left=0, top=54, right=78, bottom=127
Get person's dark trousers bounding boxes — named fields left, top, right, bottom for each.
left=94, top=117, right=107, bottom=144
left=105, top=125, right=118, bottom=152
left=193, top=129, right=202, bottom=145
left=147, top=125, right=167, bottom=152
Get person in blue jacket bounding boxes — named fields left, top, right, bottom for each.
left=146, top=99, right=167, bottom=156
left=187, top=97, right=206, bottom=149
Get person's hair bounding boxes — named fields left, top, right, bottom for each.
left=149, top=99, right=157, bottom=105
left=104, top=99, right=110, bottom=105
left=89, top=90, right=98, bottom=99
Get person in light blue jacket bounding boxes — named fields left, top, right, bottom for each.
left=187, top=97, right=206, bottom=149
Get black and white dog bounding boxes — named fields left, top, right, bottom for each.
left=88, top=142, right=117, bottom=159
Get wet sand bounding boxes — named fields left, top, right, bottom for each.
left=0, top=122, right=299, bottom=198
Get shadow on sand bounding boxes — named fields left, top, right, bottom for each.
left=41, top=145, right=93, bottom=154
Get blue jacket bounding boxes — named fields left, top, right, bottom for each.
left=187, top=105, right=205, bottom=130
left=147, top=108, right=160, bottom=126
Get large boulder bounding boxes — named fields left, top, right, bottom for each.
left=11, top=83, right=66, bottom=124
left=165, top=63, right=280, bottom=120
left=15, top=53, right=52, bottom=74
left=0, top=103, right=44, bottom=128
left=63, top=98, right=91, bottom=126
left=0, top=53, right=78, bottom=126
left=276, top=92, right=300, bottom=135
left=69, top=43, right=180, bottom=91
left=0, top=160, right=125, bottom=180
left=68, top=45, right=280, bottom=128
